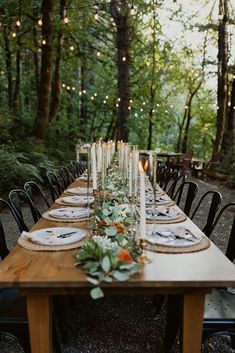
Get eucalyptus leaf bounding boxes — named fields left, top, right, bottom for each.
left=113, top=271, right=130, bottom=281
left=102, top=256, right=111, bottom=272
left=87, top=277, right=99, bottom=285
left=90, top=287, right=104, bottom=300
left=103, top=276, right=113, bottom=283
left=104, top=226, right=117, bottom=236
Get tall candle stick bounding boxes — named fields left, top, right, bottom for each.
left=139, top=162, right=146, bottom=239
left=91, top=144, right=97, bottom=190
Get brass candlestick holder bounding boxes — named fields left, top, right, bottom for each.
left=138, top=238, right=152, bottom=264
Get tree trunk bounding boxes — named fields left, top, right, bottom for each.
left=212, top=0, right=229, bottom=161
left=33, top=0, right=54, bottom=139
left=3, top=23, right=13, bottom=109
left=177, top=105, right=188, bottom=151
left=220, top=78, right=235, bottom=169
left=49, top=0, right=65, bottom=123
left=12, top=37, right=21, bottom=111
left=110, top=0, right=130, bottom=142
left=33, top=26, right=40, bottom=95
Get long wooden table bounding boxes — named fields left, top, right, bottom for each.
left=0, top=179, right=235, bottom=353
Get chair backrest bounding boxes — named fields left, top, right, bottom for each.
left=210, top=202, right=235, bottom=262
left=172, top=181, right=199, bottom=216
left=0, top=198, right=27, bottom=258
left=166, top=174, right=186, bottom=198
left=24, top=181, right=50, bottom=208
left=8, top=189, right=41, bottom=225
left=45, top=171, right=63, bottom=202
left=190, top=191, right=222, bottom=237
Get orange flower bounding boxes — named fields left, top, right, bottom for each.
left=116, top=224, right=125, bottom=234
left=118, top=249, right=132, bottom=264
left=98, top=219, right=106, bottom=227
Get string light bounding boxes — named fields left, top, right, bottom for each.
left=233, top=106, right=235, bottom=110
left=70, top=45, right=74, bottom=51
left=103, top=100, right=106, bottom=104
left=105, top=95, right=109, bottom=99
left=118, top=98, right=121, bottom=102
left=12, top=32, right=16, bottom=38
left=72, top=86, right=75, bottom=91
left=67, top=86, right=71, bottom=90
left=152, top=109, right=155, bottom=113
left=128, top=106, right=131, bottom=110
left=130, top=5, right=135, bottom=15
left=63, top=16, right=69, bottom=24
left=170, top=104, right=173, bottom=108
left=200, top=106, right=203, bottom=110
left=140, top=108, right=143, bottom=112
left=38, top=19, right=42, bottom=26
left=143, top=102, right=146, bottom=105
left=122, top=56, right=126, bottom=62
left=79, top=91, right=82, bottom=95
left=165, top=110, right=168, bottom=113
left=82, top=89, right=86, bottom=94
left=130, top=99, right=133, bottom=103
left=16, top=20, right=21, bottom=27
left=91, top=96, right=94, bottom=100
left=97, top=51, right=101, bottom=57
left=116, top=103, right=119, bottom=107
left=94, top=10, right=99, bottom=20
left=42, top=39, right=46, bottom=45
left=156, top=103, right=160, bottom=107
left=62, top=83, right=66, bottom=88
left=185, top=105, right=188, bottom=109
left=94, top=93, right=97, bottom=97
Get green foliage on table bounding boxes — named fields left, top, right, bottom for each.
left=75, top=236, right=140, bottom=299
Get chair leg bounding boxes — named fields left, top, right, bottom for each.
left=231, top=335, right=235, bottom=350
left=152, top=295, right=165, bottom=316
left=163, top=295, right=180, bottom=353
left=53, top=296, right=68, bottom=344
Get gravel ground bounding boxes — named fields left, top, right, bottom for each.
left=0, top=176, right=235, bottom=353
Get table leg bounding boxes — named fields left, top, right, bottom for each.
left=27, top=295, right=52, bottom=353
left=182, top=292, right=205, bottom=353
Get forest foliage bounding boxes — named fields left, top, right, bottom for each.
left=0, top=0, right=235, bottom=191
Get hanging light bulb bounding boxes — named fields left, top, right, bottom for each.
left=130, top=5, right=135, bottom=15
left=72, top=86, right=75, bottom=91
left=67, top=86, right=71, bottom=90
left=94, top=10, right=99, bottom=20
left=62, top=83, right=66, bottom=88
left=16, top=20, right=21, bottom=27
left=103, top=100, right=106, bottom=104
left=96, top=51, right=101, bottom=57
left=82, top=89, right=86, bottom=94
left=118, top=98, right=121, bottom=102
left=42, top=39, right=46, bottom=45
left=105, top=95, right=109, bottom=99
left=12, top=32, right=16, bottom=38
left=122, top=56, right=126, bottom=62
left=70, top=45, right=74, bottom=51
left=38, top=19, right=43, bottom=26
left=94, top=93, right=97, bottom=97
left=63, top=16, right=69, bottom=24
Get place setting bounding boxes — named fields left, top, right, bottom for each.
left=64, top=187, right=93, bottom=195
left=42, top=206, right=93, bottom=222
left=145, top=205, right=187, bottom=223
left=55, top=195, right=95, bottom=206
left=18, top=227, right=87, bottom=251
left=142, top=193, right=175, bottom=206
left=146, top=224, right=210, bottom=254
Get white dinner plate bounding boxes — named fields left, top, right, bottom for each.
left=66, top=187, right=93, bottom=195
left=146, top=206, right=180, bottom=221
left=145, top=194, right=171, bottom=205
left=24, top=227, right=86, bottom=246
left=62, top=196, right=94, bottom=205
left=147, top=227, right=202, bottom=247
left=49, top=207, right=91, bottom=220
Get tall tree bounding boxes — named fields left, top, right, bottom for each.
left=110, top=0, right=130, bottom=142
left=212, top=0, right=229, bottom=161
left=33, top=0, right=54, bottom=139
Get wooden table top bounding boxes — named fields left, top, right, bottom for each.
left=0, top=179, right=235, bottom=291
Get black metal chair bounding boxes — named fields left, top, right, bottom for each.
left=164, top=202, right=235, bottom=352
left=190, top=191, right=222, bottom=237
left=24, top=181, right=51, bottom=210
left=166, top=174, right=186, bottom=199
left=8, top=189, right=41, bottom=227
left=0, top=199, right=62, bottom=353
left=172, top=181, right=199, bottom=216
left=45, top=171, right=64, bottom=202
